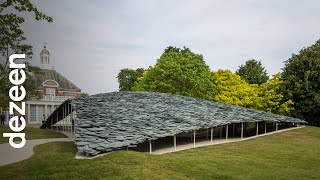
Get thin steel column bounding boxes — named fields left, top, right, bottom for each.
left=226, top=124, right=228, bottom=141
left=210, top=128, right=213, bottom=144
left=241, top=122, right=244, bottom=139
left=149, top=140, right=152, bottom=154
left=265, top=121, right=267, bottom=134
left=193, top=130, right=196, bottom=147
left=256, top=122, right=259, bottom=135
left=174, top=135, right=176, bottom=151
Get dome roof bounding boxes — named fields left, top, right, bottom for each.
left=40, top=46, right=50, bottom=55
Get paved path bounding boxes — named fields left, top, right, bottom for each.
left=0, top=138, right=70, bottom=166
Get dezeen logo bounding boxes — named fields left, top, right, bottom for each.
left=3, top=54, right=27, bottom=148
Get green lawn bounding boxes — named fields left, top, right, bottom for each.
left=0, top=126, right=319, bottom=179
left=0, top=126, right=67, bottom=144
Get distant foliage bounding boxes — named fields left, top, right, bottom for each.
left=282, top=40, right=320, bottom=125
left=213, top=70, right=293, bottom=115
left=132, top=46, right=217, bottom=100
left=0, top=0, right=52, bottom=109
left=236, top=59, right=269, bottom=84
left=117, top=68, right=145, bottom=91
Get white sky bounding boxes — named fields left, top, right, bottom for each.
left=23, top=0, right=320, bottom=94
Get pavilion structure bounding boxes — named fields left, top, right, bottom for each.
left=41, top=91, right=307, bottom=156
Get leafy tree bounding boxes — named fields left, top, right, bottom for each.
left=258, top=73, right=294, bottom=115
left=133, top=46, right=217, bottom=100
left=0, top=0, right=52, bottom=109
left=213, top=70, right=293, bottom=115
left=80, top=92, right=90, bottom=97
left=213, top=69, right=258, bottom=108
left=117, top=68, right=145, bottom=91
left=282, top=40, right=320, bottom=126
left=236, top=59, right=269, bottom=84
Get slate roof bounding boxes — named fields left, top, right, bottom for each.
left=32, top=69, right=81, bottom=91
left=70, top=91, right=306, bottom=156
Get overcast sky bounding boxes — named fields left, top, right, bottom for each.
left=23, top=0, right=320, bottom=95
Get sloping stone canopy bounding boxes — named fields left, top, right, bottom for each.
left=69, top=91, right=306, bottom=156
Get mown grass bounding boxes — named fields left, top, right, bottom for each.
left=0, top=126, right=319, bottom=179
left=0, top=126, right=67, bottom=144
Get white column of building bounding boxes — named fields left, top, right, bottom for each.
left=45, top=105, right=47, bottom=119
left=210, top=127, right=213, bottom=144
left=36, top=105, right=38, bottom=123
left=27, top=104, right=30, bottom=124
left=241, top=122, right=244, bottom=139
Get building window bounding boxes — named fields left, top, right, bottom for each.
left=37, top=105, right=45, bottom=122
left=46, top=88, right=55, bottom=99
left=30, top=105, right=37, bottom=122
left=47, top=105, right=52, bottom=117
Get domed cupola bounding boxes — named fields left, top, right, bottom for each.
left=40, top=44, right=53, bottom=70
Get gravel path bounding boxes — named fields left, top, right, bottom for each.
left=0, top=138, right=71, bottom=166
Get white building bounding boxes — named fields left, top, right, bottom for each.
left=2, top=45, right=82, bottom=126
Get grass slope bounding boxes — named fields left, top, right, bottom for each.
left=0, top=126, right=319, bottom=179
left=0, top=126, right=67, bottom=144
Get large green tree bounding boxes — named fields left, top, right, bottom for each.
left=236, top=59, right=269, bottom=84
left=117, top=68, right=145, bottom=91
left=213, top=70, right=293, bottom=115
left=0, top=0, right=52, bottom=109
left=282, top=40, right=320, bottom=126
left=133, top=46, right=217, bottom=100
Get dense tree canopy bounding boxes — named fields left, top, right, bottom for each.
left=236, top=59, right=269, bottom=84
left=132, top=46, right=217, bottom=100
left=117, top=68, right=145, bottom=91
left=282, top=40, right=320, bottom=125
left=213, top=69, right=257, bottom=108
left=0, top=0, right=52, bottom=109
left=213, top=70, right=293, bottom=115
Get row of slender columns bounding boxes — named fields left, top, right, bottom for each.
left=149, top=121, right=282, bottom=154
